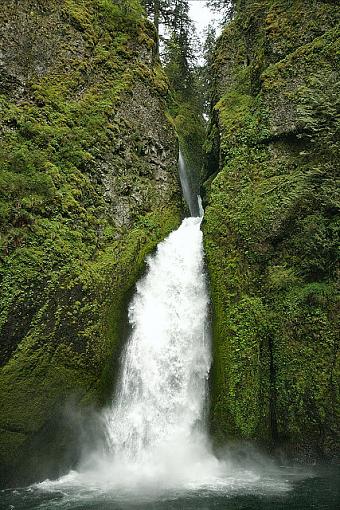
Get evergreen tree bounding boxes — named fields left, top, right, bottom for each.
left=142, top=1, right=179, bottom=35
left=142, top=1, right=193, bottom=57
left=198, top=24, right=217, bottom=116
left=161, top=1, right=197, bottom=99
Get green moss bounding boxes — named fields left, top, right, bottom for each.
left=0, top=0, right=181, bottom=484
left=0, top=431, right=27, bottom=468
left=272, top=283, right=338, bottom=447
left=204, top=0, right=340, bottom=458
left=0, top=205, right=180, bottom=436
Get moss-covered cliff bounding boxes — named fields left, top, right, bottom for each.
left=0, top=0, right=182, bottom=486
left=204, top=0, right=339, bottom=460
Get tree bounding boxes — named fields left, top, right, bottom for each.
left=142, top=1, right=174, bottom=36
left=142, top=1, right=193, bottom=37
left=198, top=24, right=217, bottom=116
left=161, top=1, right=198, bottom=98
left=142, top=0, right=196, bottom=91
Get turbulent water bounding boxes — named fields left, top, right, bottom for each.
left=102, top=215, right=214, bottom=486
left=2, top=468, right=340, bottom=509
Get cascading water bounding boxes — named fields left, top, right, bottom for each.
left=102, top=214, right=216, bottom=485
left=178, top=151, right=201, bottom=217
left=91, top=151, right=222, bottom=487
left=35, top=156, right=226, bottom=494
left=105, top=155, right=209, bottom=458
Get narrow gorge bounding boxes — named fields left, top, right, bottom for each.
left=0, top=1, right=339, bottom=509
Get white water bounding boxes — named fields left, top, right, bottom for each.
left=100, top=214, right=218, bottom=486
left=92, top=153, right=217, bottom=486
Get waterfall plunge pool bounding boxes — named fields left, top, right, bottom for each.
left=1, top=466, right=339, bottom=509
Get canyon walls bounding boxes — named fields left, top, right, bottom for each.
left=204, top=0, right=339, bottom=461
left=0, top=0, right=181, bottom=486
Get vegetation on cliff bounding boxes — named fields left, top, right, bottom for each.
left=203, top=0, right=339, bottom=460
left=0, top=0, right=339, bottom=489
left=0, top=0, right=182, bottom=486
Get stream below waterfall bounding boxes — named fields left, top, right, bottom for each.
left=1, top=158, right=339, bottom=509
left=1, top=456, right=339, bottom=508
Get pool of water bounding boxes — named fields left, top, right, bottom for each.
left=1, top=466, right=339, bottom=510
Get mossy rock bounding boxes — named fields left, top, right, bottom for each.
left=0, top=0, right=182, bottom=486
left=204, top=0, right=340, bottom=461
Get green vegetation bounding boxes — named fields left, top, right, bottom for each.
left=0, top=0, right=181, bottom=485
left=204, top=0, right=339, bottom=459
left=1, top=0, right=339, bottom=485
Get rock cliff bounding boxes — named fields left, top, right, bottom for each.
left=0, top=0, right=181, bottom=486
left=204, top=0, right=339, bottom=461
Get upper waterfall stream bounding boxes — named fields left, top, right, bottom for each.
left=178, top=151, right=201, bottom=217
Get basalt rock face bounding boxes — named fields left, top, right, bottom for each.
left=0, top=0, right=181, bottom=486
left=204, top=0, right=339, bottom=461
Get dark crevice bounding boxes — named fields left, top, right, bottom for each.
left=268, top=336, right=278, bottom=445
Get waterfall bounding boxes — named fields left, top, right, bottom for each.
left=97, top=151, right=218, bottom=485
left=104, top=153, right=208, bottom=457
left=101, top=215, right=215, bottom=483
left=39, top=208, right=227, bottom=493
left=34, top=155, right=290, bottom=500
left=54, top=154, right=223, bottom=489
left=178, top=151, right=201, bottom=217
